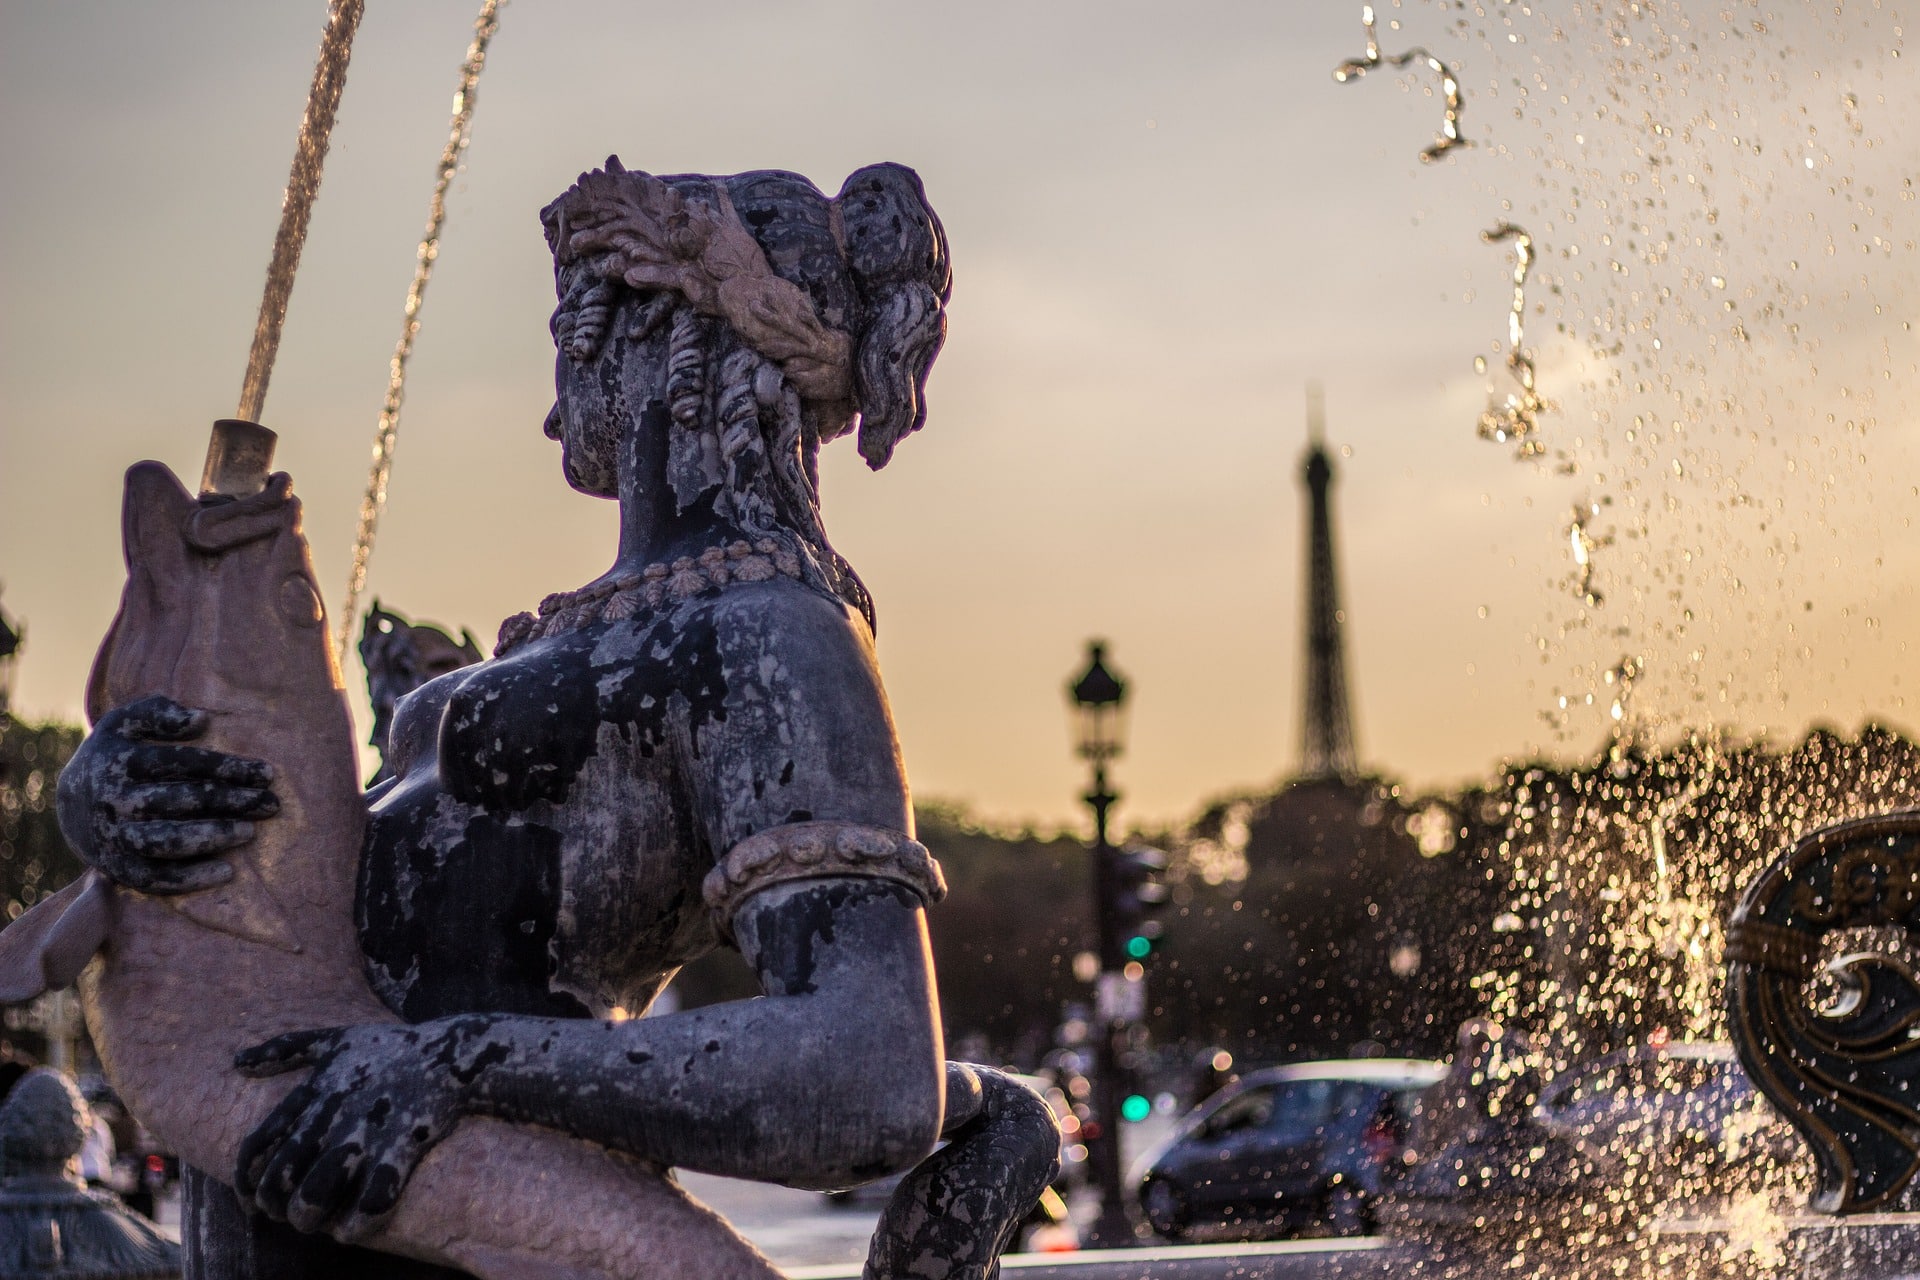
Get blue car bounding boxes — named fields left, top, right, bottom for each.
left=1136, top=1059, right=1446, bottom=1241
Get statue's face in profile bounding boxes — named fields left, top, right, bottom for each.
left=546, top=352, right=616, bottom=498
left=545, top=291, right=662, bottom=499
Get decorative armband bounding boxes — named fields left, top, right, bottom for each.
left=702, top=820, right=946, bottom=937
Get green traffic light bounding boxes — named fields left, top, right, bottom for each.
left=1125, top=934, right=1153, bottom=959
left=1121, top=1094, right=1152, bottom=1123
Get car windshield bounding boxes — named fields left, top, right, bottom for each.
left=1197, top=1076, right=1387, bottom=1141
left=1200, top=1086, right=1276, bottom=1137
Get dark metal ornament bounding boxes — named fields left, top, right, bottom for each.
left=1726, top=810, right=1920, bottom=1212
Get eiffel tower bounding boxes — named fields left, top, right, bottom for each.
left=1299, top=387, right=1357, bottom=780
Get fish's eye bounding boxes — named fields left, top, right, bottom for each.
left=278, top=574, right=324, bottom=629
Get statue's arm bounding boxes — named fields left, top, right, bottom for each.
left=487, top=875, right=943, bottom=1184
left=234, top=876, right=943, bottom=1238
left=233, top=592, right=948, bottom=1238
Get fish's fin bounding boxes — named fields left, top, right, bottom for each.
left=167, top=857, right=303, bottom=954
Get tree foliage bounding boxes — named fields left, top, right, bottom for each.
left=0, top=716, right=85, bottom=920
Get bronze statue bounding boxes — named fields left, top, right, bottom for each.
left=32, top=160, right=1058, bottom=1279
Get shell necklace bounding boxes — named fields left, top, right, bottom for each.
left=494, top=538, right=803, bottom=655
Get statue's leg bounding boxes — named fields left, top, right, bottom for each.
left=864, top=1064, right=1063, bottom=1280
left=182, top=1165, right=474, bottom=1280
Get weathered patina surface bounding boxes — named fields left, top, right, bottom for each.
left=40, top=160, right=1058, bottom=1279
left=357, top=605, right=481, bottom=786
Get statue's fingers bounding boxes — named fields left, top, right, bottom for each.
left=285, top=1141, right=364, bottom=1235
left=124, top=744, right=274, bottom=788
left=250, top=1139, right=310, bottom=1223
left=347, top=1157, right=411, bottom=1238
left=126, top=782, right=279, bottom=822
left=235, top=1028, right=342, bottom=1077
left=248, top=1091, right=347, bottom=1223
left=236, top=1083, right=318, bottom=1199
left=570, top=223, right=659, bottom=252
left=941, top=1061, right=985, bottom=1136
left=104, top=854, right=234, bottom=895
left=619, top=264, right=685, bottom=292
left=117, top=818, right=256, bottom=860
left=105, top=696, right=208, bottom=743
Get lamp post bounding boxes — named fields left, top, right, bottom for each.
left=1068, top=641, right=1135, bottom=1246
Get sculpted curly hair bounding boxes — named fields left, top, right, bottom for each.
left=540, top=160, right=951, bottom=629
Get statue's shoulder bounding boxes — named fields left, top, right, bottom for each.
left=702, top=577, right=882, bottom=675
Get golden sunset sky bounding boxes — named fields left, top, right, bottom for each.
left=2, top=2, right=1915, bottom=828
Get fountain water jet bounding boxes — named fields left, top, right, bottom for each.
left=233, top=0, right=363, bottom=427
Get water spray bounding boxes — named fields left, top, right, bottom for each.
left=233, top=0, right=363, bottom=433
left=1480, top=222, right=1551, bottom=460
left=203, top=0, right=365, bottom=504
left=187, top=0, right=502, bottom=681
left=192, top=0, right=363, bottom=507
left=1332, top=3, right=1469, bottom=163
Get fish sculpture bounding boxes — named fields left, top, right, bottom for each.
left=0, top=433, right=783, bottom=1279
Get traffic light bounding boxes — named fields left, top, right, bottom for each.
left=1106, top=844, right=1170, bottom=966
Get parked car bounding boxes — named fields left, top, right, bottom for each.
left=1372, top=1019, right=1560, bottom=1233
left=1135, top=1058, right=1446, bottom=1241
left=1532, top=1041, right=1802, bottom=1194
left=1380, top=1038, right=1805, bottom=1236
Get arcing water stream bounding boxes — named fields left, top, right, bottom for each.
left=213, top=0, right=503, bottom=661
left=233, top=0, right=364, bottom=426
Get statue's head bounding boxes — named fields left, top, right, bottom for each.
left=536, top=160, right=948, bottom=628
left=538, top=159, right=949, bottom=495
left=0, top=1069, right=88, bottom=1181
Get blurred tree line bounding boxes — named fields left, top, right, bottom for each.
left=1146, top=778, right=1508, bottom=1064
left=675, top=783, right=1515, bottom=1068
left=0, top=714, right=86, bottom=1064
left=15, top=700, right=1918, bottom=1086
left=0, top=716, right=85, bottom=920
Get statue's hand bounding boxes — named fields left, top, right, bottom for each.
left=234, top=1016, right=495, bottom=1239
left=56, top=695, right=277, bottom=894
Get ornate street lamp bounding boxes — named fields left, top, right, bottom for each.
left=1067, top=640, right=1135, bottom=1246
left=1070, top=642, right=1127, bottom=768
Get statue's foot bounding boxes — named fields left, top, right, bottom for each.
left=863, top=1062, right=1063, bottom=1280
